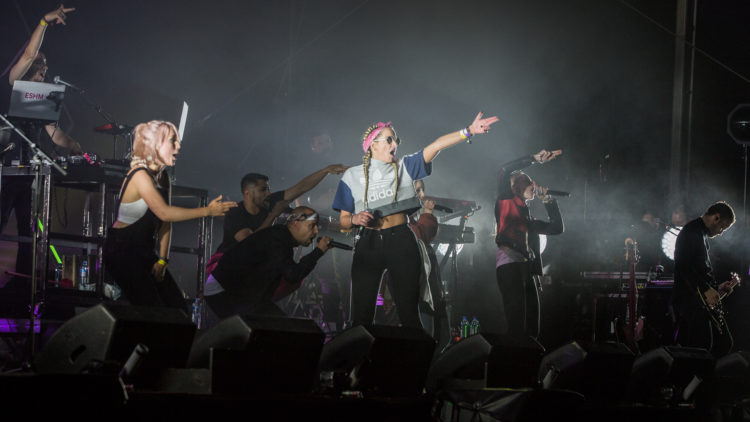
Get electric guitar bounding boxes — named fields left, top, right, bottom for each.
left=618, top=238, right=644, bottom=353
left=697, top=272, right=741, bottom=334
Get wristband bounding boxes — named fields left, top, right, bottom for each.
left=40, top=19, right=48, bottom=27
left=157, top=257, right=169, bottom=266
left=460, top=127, right=473, bottom=144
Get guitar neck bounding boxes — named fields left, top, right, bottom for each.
left=718, top=275, right=740, bottom=301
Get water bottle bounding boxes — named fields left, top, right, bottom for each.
left=470, top=316, right=480, bottom=336
left=79, top=258, right=90, bottom=291
left=54, top=263, right=63, bottom=287
left=460, top=316, right=469, bottom=339
left=191, top=298, right=202, bottom=328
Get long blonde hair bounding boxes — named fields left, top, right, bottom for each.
left=361, top=124, right=399, bottom=209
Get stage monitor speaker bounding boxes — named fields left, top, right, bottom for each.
left=34, top=303, right=196, bottom=386
left=538, top=341, right=634, bottom=402
left=187, top=315, right=325, bottom=394
left=426, top=333, right=544, bottom=392
left=318, top=325, right=436, bottom=396
left=630, top=346, right=715, bottom=405
left=711, top=351, right=750, bottom=404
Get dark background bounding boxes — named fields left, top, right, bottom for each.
left=2, top=0, right=750, bottom=350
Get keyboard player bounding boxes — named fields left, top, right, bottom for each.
left=2, top=5, right=81, bottom=291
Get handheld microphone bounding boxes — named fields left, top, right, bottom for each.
left=52, top=75, right=85, bottom=93
left=546, top=190, right=570, bottom=197
left=537, top=188, right=570, bottom=198
left=318, top=237, right=353, bottom=251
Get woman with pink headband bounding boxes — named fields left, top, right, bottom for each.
left=332, top=112, right=499, bottom=328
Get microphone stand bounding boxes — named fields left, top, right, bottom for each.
left=58, top=81, right=133, bottom=160
left=437, top=213, right=471, bottom=343
left=0, top=114, right=66, bottom=363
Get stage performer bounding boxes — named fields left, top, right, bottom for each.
left=333, top=112, right=499, bottom=328
left=203, top=165, right=347, bottom=308
left=2, top=5, right=80, bottom=290
left=7, top=4, right=81, bottom=155
left=410, top=179, right=449, bottom=343
left=213, top=164, right=348, bottom=255
left=672, top=201, right=736, bottom=357
left=495, top=149, right=563, bottom=341
left=206, top=206, right=333, bottom=318
left=103, top=121, right=235, bottom=311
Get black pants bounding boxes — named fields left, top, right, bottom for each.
left=351, top=224, right=422, bottom=328
left=675, top=306, right=733, bottom=357
left=496, top=262, right=539, bottom=340
left=103, top=237, right=187, bottom=313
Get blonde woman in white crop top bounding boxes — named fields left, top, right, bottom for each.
left=104, top=120, right=236, bottom=309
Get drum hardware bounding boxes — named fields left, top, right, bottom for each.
left=94, top=123, right=133, bottom=136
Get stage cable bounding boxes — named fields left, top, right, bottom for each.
left=616, top=0, right=750, bottom=86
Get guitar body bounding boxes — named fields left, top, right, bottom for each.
left=617, top=239, right=643, bottom=354
left=696, top=287, right=728, bottom=334
left=694, top=272, right=740, bottom=356
left=696, top=272, right=741, bottom=333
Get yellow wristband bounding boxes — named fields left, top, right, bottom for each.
left=40, top=19, right=48, bottom=27
left=157, top=258, right=168, bottom=266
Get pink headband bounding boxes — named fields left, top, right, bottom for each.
left=362, top=121, right=392, bottom=153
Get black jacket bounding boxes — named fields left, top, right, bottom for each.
left=672, top=217, right=715, bottom=312
left=495, top=155, right=564, bottom=275
left=212, top=225, right=324, bottom=305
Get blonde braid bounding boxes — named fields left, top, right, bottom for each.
left=361, top=124, right=380, bottom=209
left=388, top=125, right=400, bottom=203
left=363, top=150, right=372, bottom=209
left=390, top=162, right=399, bottom=203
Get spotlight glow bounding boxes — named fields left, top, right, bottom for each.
left=661, top=227, right=682, bottom=261
left=539, top=234, right=547, bottom=254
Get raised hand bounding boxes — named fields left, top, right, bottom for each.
left=468, top=112, right=500, bottom=135
left=44, top=5, right=76, bottom=25
left=207, top=195, right=238, bottom=216
left=325, top=164, right=349, bottom=175
left=533, top=149, right=563, bottom=164
left=534, top=184, right=548, bottom=199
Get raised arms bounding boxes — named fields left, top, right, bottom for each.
left=422, top=112, right=499, bottom=163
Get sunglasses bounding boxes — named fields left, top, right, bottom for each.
left=375, top=135, right=401, bottom=146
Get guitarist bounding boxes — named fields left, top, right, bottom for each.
left=672, top=201, right=736, bottom=357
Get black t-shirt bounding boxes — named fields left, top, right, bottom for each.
left=215, top=190, right=286, bottom=253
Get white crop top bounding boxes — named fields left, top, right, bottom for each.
left=116, top=198, right=148, bottom=224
